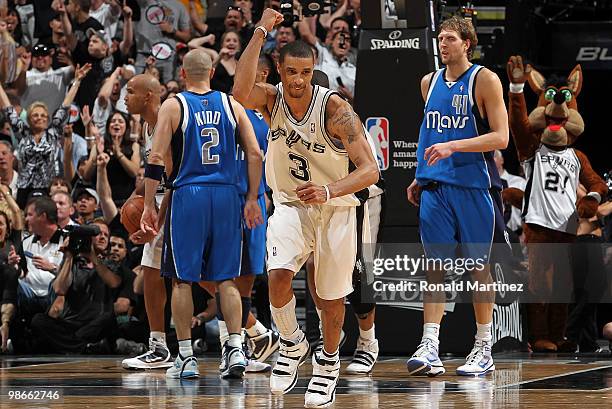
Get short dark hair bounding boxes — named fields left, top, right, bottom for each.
left=258, top=53, right=273, bottom=71
left=279, top=40, right=314, bottom=64
left=32, top=197, right=58, bottom=225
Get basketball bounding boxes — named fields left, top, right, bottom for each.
left=120, top=195, right=145, bottom=234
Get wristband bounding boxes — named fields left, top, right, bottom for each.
left=587, top=192, right=602, bottom=204
left=254, top=26, right=268, bottom=39
left=144, top=163, right=164, bottom=181
left=509, top=83, right=525, bottom=93
left=323, top=185, right=330, bottom=203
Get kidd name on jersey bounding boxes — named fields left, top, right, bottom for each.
left=267, top=84, right=359, bottom=207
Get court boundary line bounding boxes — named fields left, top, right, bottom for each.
left=1, top=360, right=90, bottom=369
left=497, top=364, right=612, bottom=389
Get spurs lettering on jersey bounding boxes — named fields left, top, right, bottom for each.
left=267, top=84, right=359, bottom=206
left=523, top=145, right=581, bottom=234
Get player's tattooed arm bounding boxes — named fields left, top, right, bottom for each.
left=324, top=95, right=379, bottom=198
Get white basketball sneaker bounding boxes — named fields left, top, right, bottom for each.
left=346, top=338, right=379, bottom=374
left=166, top=354, right=199, bottom=379
left=248, top=329, right=280, bottom=363
left=220, top=343, right=247, bottom=379
left=122, top=338, right=173, bottom=370
left=406, top=338, right=445, bottom=376
left=304, top=349, right=340, bottom=408
left=270, top=333, right=310, bottom=395
left=456, top=339, right=495, bottom=376
left=243, top=339, right=271, bottom=373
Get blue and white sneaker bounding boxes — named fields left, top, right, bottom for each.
left=166, top=354, right=199, bottom=379
left=221, top=343, right=247, bottom=379
left=406, top=338, right=445, bottom=376
left=456, top=339, right=495, bottom=376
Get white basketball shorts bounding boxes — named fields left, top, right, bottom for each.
left=267, top=201, right=360, bottom=300
left=141, top=229, right=163, bottom=270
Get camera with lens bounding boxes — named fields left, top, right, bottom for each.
left=280, top=0, right=335, bottom=27
left=62, top=224, right=101, bottom=255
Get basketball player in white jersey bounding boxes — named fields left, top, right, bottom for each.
left=234, top=9, right=379, bottom=408
left=306, top=71, right=383, bottom=375
left=121, top=74, right=173, bottom=369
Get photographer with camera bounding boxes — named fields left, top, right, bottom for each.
left=18, top=197, right=66, bottom=323
left=29, top=218, right=129, bottom=354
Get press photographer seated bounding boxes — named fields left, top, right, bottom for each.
left=29, top=220, right=128, bottom=354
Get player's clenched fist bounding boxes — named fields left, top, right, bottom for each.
left=296, top=182, right=328, bottom=204
left=243, top=198, right=264, bottom=229
left=258, top=8, right=284, bottom=31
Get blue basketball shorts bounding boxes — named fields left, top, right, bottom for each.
left=240, top=194, right=267, bottom=276
left=418, top=183, right=508, bottom=263
left=161, top=184, right=242, bottom=282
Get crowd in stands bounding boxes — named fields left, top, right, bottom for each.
left=0, top=0, right=363, bottom=355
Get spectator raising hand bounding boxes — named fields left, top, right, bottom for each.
left=74, top=63, right=92, bottom=82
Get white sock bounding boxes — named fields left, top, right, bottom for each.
left=359, top=324, right=375, bottom=342
left=422, top=323, right=440, bottom=344
left=218, top=320, right=229, bottom=347
left=322, top=347, right=339, bottom=362
left=228, top=333, right=242, bottom=349
left=241, top=329, right=246, bottom=344
left=270, top=296, right=303, bottom=342
left=150, top=331, right=166, bottom=344
left=178, top=339, right=192, bottom=357
left=476, top=322, right=492, bottom=342
left=245, top=320, right=268, bottom=337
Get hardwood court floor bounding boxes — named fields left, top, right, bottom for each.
left=1, top=354, right=611, bottom=408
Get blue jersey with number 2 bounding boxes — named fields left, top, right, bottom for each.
left=169, top=90, right=239, bottom=188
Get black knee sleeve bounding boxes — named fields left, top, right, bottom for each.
left=347, top=285, right=375, bottom=318
left=215, top=292, right=224, bottom=321
left=241, top=297, right=251, bottom=328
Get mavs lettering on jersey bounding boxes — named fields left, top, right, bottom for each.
left=416, top=64, right=501, bottom=189
left=169, top=90, right=239, bottom=188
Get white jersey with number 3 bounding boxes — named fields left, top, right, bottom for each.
left=522, top=144, right=581, bottom=234
left=267, top=84, right=358, bottom=206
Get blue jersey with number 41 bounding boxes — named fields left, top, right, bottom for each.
left=168, top=90, right=239, bottom=188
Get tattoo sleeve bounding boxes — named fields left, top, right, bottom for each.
left=328, top=102, right=363, bottom=145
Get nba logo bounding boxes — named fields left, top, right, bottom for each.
left=366, top=117, right=389, bottom=170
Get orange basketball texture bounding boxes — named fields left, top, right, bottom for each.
left=121, top=196, right=145, bottom=234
